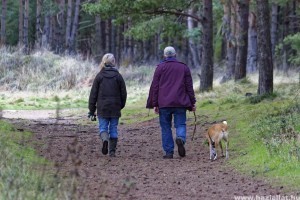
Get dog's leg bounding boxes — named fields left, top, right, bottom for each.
left=219, top=141, right=225, bottom=157
left=225, top=140, right=229, bottom=159
left=213, top=141, right=217, bottom=160
left=209, top=144, right=213, bottom=160
left=213, top=149, right=217, bottom=160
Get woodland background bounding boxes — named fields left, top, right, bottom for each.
left=0, top=0, right=299, bottom=93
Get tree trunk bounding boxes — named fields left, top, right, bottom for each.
left=105, top=19, right=110, bottom=53
left=123, top=20, right=130, bottom=63
left=42, top=14, right=50, bottom=48
left=115, top=24, right=120, bottom=63
left=94, top=15, right=103, bottom=62
left=51, top=15, right=58, bottom=51
left=221, top=0, right=237, bottom=83
left=101, top=20, right=106, bottom=54
left=187, top=8, right=201, bottom=69
left=35, top=0, right=42, bottom=48
left=111, top=20, right=116, bottom=55
left=234, top=0, right=249, bottom=81
left=200, top=0, right=213, bottom=92
left=1, top=0, right=7, bottom=45
left=56, top=0, right=65, bottom=53
left=23, top=0, right=29, bottom=53
left=221, top=0, right=236, bottom=83
left=128, top=18, right=134, bottom=63
left=256, top=0, right=273, bottom=95
left=107, top=19, right=112, bottom=53
left=118, top=24, right=125, bottom=62
left=247, top=12, right=257, bottom=73
left=118, top=25, right=124, bottom=62
left=289, top=1, right=297, bottom=34
left=281, top=3, right=290, bottom=72
left=270, top=2, right=279, bottom=56
left=69, top=0, right=80, bottom=53
left=18, top=0, right=24, bottom=46
left=66, top=0, right=72, bottom=49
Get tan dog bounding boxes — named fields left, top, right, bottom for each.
left=205, top=121, right=229, bottom=160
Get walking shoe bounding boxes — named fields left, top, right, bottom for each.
left=102, top=140, right=108, bottom=155
left=163, top=154, right=173, bottom=159
left=176, top=138, right=186, bottom=157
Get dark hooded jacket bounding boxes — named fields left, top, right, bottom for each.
left=89, top=66, right=127, bottom=118
left=146, top=58, right=196, bottom=111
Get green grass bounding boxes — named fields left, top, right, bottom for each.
left=0, top=91, right=89, bottom=110
left=197, top=82, right=300, bottom=192
left=0, top=120, right=75, bottom=199
left=121, top=96, right=157, bottom=124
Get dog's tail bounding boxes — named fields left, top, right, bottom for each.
left=222, top=120, right=227, bottom=125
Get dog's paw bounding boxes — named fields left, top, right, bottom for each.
left=213, top=155, right=217, bottom=160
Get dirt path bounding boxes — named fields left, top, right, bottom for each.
left=4, top=112, right=294, bottom=200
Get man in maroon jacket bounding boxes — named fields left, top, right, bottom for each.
left=146, top=46, right=196, bottom=159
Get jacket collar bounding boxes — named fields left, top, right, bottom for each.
left=160, top=57, right=177, bottom=63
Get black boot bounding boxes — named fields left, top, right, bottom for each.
left=109, top=138, right=118, bottom=157
left=100, top=132, right=109, bottom=155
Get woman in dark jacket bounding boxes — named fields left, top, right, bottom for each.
left=89, top=53, right=127, bottom=157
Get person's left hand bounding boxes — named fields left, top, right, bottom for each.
left=154, top=107, right=159, bottom=114
left=192, top=105, right=196, bottom=112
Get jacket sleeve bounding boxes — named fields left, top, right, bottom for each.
left=146, top=83, right=154, bottom=108
left=146, top=66, right=161, bottom=108
left=184, top=66, right=196, bottom=106
left=88, top=74, right=100, bottom=114
left=118, top=74, right=127, bottom=109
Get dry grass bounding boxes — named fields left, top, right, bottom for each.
left=0, top=46, right=298, bottom=110
left=0, top=47, right=98, bottom=92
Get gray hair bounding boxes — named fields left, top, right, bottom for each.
left=164, top=46, right=176, bottom=57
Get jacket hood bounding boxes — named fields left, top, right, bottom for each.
left=101, top=67, right=119, bottom=78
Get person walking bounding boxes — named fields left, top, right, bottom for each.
left=146, top=46, right=196, bottom=159
left=88, top=53, right=127, bottom=157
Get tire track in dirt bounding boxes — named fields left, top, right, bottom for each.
left=7, top=117, right=296, bottom=200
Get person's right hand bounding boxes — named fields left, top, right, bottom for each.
left=88, top=112, right=97, bottom=121
left=154, top=107, right=159, bottom=114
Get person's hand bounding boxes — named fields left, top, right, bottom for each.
left=154, top=107, right=159, bottom=114
left=192, top=105, right=196, bottom=112
left=88, top=112, right=97, bottom=121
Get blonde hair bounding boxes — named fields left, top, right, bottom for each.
left=99, top=53, right=115, bottom=69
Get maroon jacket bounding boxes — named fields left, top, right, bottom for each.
left=146, top=58, right=196, bottom=111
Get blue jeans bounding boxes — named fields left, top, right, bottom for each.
left=159, top=108, right=186, bottom=155
left=98, top=116, right=119, bottom=138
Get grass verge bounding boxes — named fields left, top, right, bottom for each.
left=197, top=81, right=300, bottom=192
left=0, top=120, right=76, bottom=199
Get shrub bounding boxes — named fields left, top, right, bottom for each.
left=251, top=102, right=300, bottom=161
